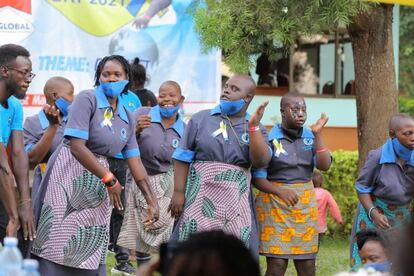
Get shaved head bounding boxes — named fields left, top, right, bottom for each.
left=389, top=114, right=414, bottom=133
left=43, top=76, right=73, bottom=96
left=231, top=74, right=256, bottom=95
left=160, top=80, right=182, bottom=95
left=280, top=92, right=303, bottom=109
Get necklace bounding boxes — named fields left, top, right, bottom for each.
left=224, top=115, right=248, bottom=148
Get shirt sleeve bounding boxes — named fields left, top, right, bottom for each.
left=23, top=117, right=40, bottom=152
left=11, top=100, right=23, bottom=131
left=326, top=190, right=343, bottom=223
left=121, top=118, right=140, bottom=158
left=355, top=150, right=380, bottom=193
left=172, top=115, right=198, bottom=163
left=64, top=91, right=94, bottom=140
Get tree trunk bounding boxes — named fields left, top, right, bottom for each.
left=348, top=4, right=398, bottom=168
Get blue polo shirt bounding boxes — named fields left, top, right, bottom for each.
left=0, top=96, right=24, bottom=147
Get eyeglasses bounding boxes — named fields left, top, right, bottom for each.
left=6, top=67, right=36, bottom=80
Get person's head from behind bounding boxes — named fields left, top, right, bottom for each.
left=158, top=81, right=184, bottom=119
left=44, top=76, right=75, bottom=118
left=168, top=230, right=260, bottom=276
left=220, top=75, right=256, bottom=116
left=94, top=55, right=132, bottom=98
left=130, top=57, right=147, bottom=91
left=312, top=171, right=323, bottom=188
left=0, top=44, right=32, bottom=99
left=388, top=114, right=414, bottom=161
left=280, top=92, right=307, bottom=130
left=356, top=229, right=390, bottom=272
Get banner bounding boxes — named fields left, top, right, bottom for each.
left=0, top=0, right=220, bottom=117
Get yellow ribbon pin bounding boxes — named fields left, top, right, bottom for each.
left=102, top=108, right=113, bottom=127
left=273, top=139, right=287, bottom=157
left=212, top=120, right=228, bottom=140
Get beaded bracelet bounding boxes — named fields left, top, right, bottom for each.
left=368, top=206, right=377, bottom=221
left=101, top=172, right=114, bottom=184
left=106, top=180, right=119, bottom=190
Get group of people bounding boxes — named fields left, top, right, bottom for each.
left=0, top=42, right=413, bottom=276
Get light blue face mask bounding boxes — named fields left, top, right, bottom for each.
left=55, top=97, right=71, bottom=118
left=392, top=138, right=412, bottom=161
left=219, top=99, right=246, bottom=116
left=159, top=104, right=180, bottom=118
left=364, top=261, right=391, bottom=272
left=99, top=80, right=129, bottom=98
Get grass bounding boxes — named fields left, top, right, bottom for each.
left=106, top=237, right=350, bottom=275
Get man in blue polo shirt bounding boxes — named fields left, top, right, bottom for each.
left=0, top=44, right=36, bottom=253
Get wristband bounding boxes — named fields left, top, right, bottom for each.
left=368, top=206, right=377, bottom=221
left=248, top=125, right=260, bottom=132
left=316, top=148, right=328, bottom=154
left=144, top=14, right=152, bottom=20
left=106, top=180, right=120, bottom=190
left=102, top=172, right=114, bottom=184
left=19, top=198, right=31, bottom=206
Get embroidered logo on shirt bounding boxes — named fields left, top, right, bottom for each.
left=212, top=120, right=228, bottom=140
left=120, top=128, right=127, bottom=142
left=303, top=138, right=314, bottom=146
left=172, top=138, right=179, bottom=148
left=273, top=139, right=288, bottom=157
left=241, top=133, right=250, bottom=144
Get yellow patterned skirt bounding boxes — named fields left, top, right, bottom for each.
left=256, top=182, right=318, bottom=259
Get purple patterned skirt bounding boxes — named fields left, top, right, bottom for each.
left=31, top=145, right=111, bottom=271
left=178, top=161, right=252, bottom=247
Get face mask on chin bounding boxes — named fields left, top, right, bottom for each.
left=159, top=104, right=180, bottom=118
left=219, top=99, right=246, bottom=116
left=55, top=97, right=71, bottom=117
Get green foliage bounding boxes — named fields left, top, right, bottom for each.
left=399, top=6, right=414, bottom=96
left=193, top=0, right=368, bottom=72
left=321, top=150, right=359, bottom=237
left=399, top=96, right=414, bottom=116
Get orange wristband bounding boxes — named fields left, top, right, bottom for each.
left=102, top=172, right=114, bottom=184
left=248, top=126, right=260, bottom=132
left=316, top=148, right=328, bottom=154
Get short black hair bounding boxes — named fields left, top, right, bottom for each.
left=0, top=44, right=30, bottom=66
left=356, top=229, right=387, bottom=251
left=169, top=231, right=260, bottom=276
left=312, top=171, right=323, bottom=188
left=130, top=57, right=147, bottom=87
left=94, top=55, right=132, bottom=93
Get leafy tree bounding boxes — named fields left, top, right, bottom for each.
left=399, top=6, right=414, bottom=96
left=193, top=1, right=398, bottom=166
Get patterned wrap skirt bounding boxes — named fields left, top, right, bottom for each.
left=177, top=161, right=252, bottom=247
left=117, top=167, right=174, bottom=254
left=350, top=197, right=411, bottom=271
left=31, top=145, right=111, bottom=271
left=256, top=182, right=319, bottom=259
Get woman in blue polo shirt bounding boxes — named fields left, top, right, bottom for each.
left=31, top=55, right=159, bottom=276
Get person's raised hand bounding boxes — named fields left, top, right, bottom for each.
left=248, top=100, right=269, bottom=127
left=310, top=113, right=329, bottom=134
left=44, top=104, right=61, bottom=126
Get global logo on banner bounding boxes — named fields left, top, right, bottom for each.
left=0, top=0, right=33, bottom=45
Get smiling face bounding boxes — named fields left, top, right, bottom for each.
left=4, top=56, right=33, bottom=99
left=390, top=118, right=414, bottom=150
left=99, top=60, right=128, bottom=83
left=281, top=96, right=307, bottom=129
left=220, top=75, right=254, bottom=103
left=157, top=83, right=183, bottom=108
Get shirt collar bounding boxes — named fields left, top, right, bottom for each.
left=95, top=86, right=129, bottom=124
left=269, top=124, right=314, bottom=140
left=379, top=138, right=414, bottom=165
left=150, top=105, right=185, bottom=137
left=38, top=110, right=49, bottom=130
left=209, top=105, right=251, bottom=120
